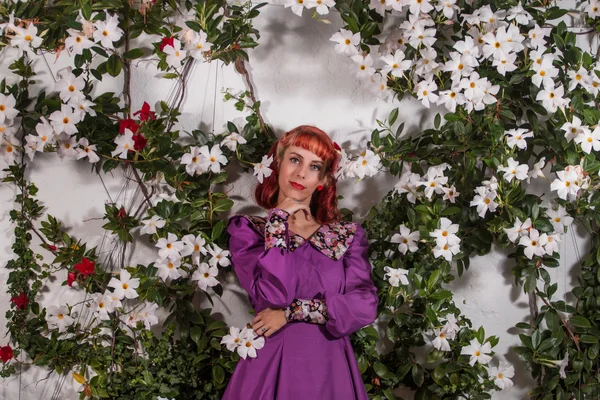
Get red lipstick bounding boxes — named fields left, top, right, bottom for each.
left=290, top=181, right=305, bottom=190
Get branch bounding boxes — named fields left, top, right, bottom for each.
left=234, top=57, right=274, bottom=140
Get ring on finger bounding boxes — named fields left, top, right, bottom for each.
left=261, top=327, right=267, bottom=333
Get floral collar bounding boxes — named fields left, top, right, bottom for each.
left=242, top=215, right=358, bottom=261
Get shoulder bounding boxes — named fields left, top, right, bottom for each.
left=227, top=214, right=267, bottom=237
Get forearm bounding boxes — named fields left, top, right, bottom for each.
left=284, top=298, right=328, bottom=324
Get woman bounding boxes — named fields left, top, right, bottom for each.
left=223, top=125, right=378, bottom=400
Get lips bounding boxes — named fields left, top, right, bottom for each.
left=290, top=181, right=305, bottom=190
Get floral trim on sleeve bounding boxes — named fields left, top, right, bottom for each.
left=264, top=208, right=290, bottom=250
left=284, top=298, right=328, bottom=324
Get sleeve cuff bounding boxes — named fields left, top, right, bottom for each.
left=264, top=208, right=290, bottom=250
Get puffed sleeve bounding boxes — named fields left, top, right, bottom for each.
left=227, top=208, right=298, bottom=311
left=323, top=224, right=378, bottom=338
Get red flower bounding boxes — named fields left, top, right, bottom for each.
left=117, top=207, right=127, bottom=220
left=159, top=36, right=174, bottom=52
left=74, top=257, right=96, bottom=278
left=119, top=119, right=140, bottom=134
left=10, top=292, right=29, bottom=310
left=132, top=134, right=147, bottom=151
left=333, top=141, right=341, bottom=151
left=0, top=345, right=13, bottom=363
left=67, top=272, right=77, bottom=287
left=48, top=245, right=57, bottom=252
left=133, top=101, right=156, bottom=122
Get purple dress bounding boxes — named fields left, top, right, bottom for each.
left=223, top=208, right=379, bottom=400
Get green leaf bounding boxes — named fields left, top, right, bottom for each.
left=570, top=315, right=591, bottom=328
left=412, top=363, right=424, bottom=387
left=106, top=54, right=122, bottom=77
left=388, top=108, right=399, bottom=126
left=123, top=48, right=145, bottom=60
left=212, top=364, right=225, bottom=384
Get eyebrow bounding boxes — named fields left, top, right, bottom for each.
left=289, top=152, right=324, bottom=165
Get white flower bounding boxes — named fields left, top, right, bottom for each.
left=207, top=243, right=231, bottom=268
left=57, top=133, right=79, bottom=159
left=586, top=0, right=600, bottom=18
left=545, top=233, right=561, bottom=255
left=482, top=27, right=512, bottom=60
left=55, top=73, right=85, bottom=103
left=330, top=29, right=360, bottom=55
left=186, top=31, right=213, bottom=60
left=11, top=24, right=43, bottom=50
left=254, top=155, right=274, bottom=184
left=24, top=135, right=41, bottom=161
left=354, top=149, right=381, bottom=179
left=191, top=262, right=220, bottom=291
left=138, top=302, right=159, bottom=330
left=519, top=228, right=547, bottom=259
left=546, top=205, right=573, bottom=233
left=181, top=146, right=208, bottom=175
left=221, top=326, right=245, bottom=351
left=527, top=24, right=550, bottom=49
left=561, top=116, right=589, bottom=143
left=284, top=0, right=308, bottom=16
left=369, top=0, right=388, bottom=17
left=180, top=234, right=208, bottom=265
left=0, top=134, right=20, bottom=164
left=380, top=50, right=412, bottom=78
left=527, top=157, right=546, bottom=183
left=111, top=128, right=135, bottom=159
left=417, top=167, right=448, bottom=199
left=107, top=269, right=140, bottom=300
left=442, top=185, right=460, bottom=203
left=0, top=119, right=18, bottom=139
left=532, top=58, right=559, bottom=88
left=163, top=39, right=187, bottom=68
left=507, top=4, right=532, bottom=25
left=91, top=292, right=115, bottom=321
left=383, top=266, right=409, bottom=287
left=492, top=52, right=517, bottom=76
left=390, top=224, right=420, bottom=254
left=461, top=338, right=492, bottom=366
left=470, top=186, right=498, bottom=218
left=432, top=326, right=455, bottom=351
left=221, top=131, right=247, bottom=151
left=394, top=170, right=422, bottom=204
left=65, top=28, right=94, bottom=55
left=437, top=87, right=464, bottom=113
left=503, top=217, right=532, bottom=243
left=49, top=104, right=82, bottom=135
left=104, top=290, right=123, bottom=310
left=156, top=257, right=183, bottom=282
left=505, top=128, right=533, bottom=150
left=199, top=145, right=228, bottom=173
left=488, top=365, right=515, bottom=389
left=237, top=329, right=265, bottom=359
left=548, top=352, right=569, bottom=379
left=550, top=168, right=581, bottom=201
left=433, top=241, right=461, bottom=261
left=351, top=54, right=376, bottom=81
left=431, top=217, right=460, bottom=246
left=499, top=157, right=529, bottom=183
left=156, top=232, right=185, bottom=260
left=537, top=83, right=570, bottom=113
left=436, top=0, right=459, bottom=19
left=140, top=215, right=166, bottom=235
left=69, top=96, right=97, bottom=117
left=306, top=0, right=336, bottom=15
left=416, top=78, right=439, bottom=108
left=444, top=314, right=460, bottom=334
left=0, top=94, right=18, bottom=123
left=574, top=126, right=600, bottom=154
left=568, top=67, right=592, bottom=91
left=75, top=138, right=100, bottom=163
left=93, top=13, right=124, bottom=50
left=46, top=305, right=75, bottom=333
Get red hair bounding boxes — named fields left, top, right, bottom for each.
left=255, top=125, right=342, bottom=225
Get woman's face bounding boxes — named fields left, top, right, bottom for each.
left=277, top=145, right=327, bottom=203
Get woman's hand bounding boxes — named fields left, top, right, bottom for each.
left=277, top=196, right=311, bottom=221
left=252, top=308, right=287, bottom=337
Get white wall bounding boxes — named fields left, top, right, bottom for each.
left=0, top=2, right=590, bottom=399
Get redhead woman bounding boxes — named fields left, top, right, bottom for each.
left=223, top=125, right=378, bottom=400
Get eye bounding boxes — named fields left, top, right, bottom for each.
left=290, top=157, right=299, bottom=163
left=311, top=164, right=321, bottom=171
